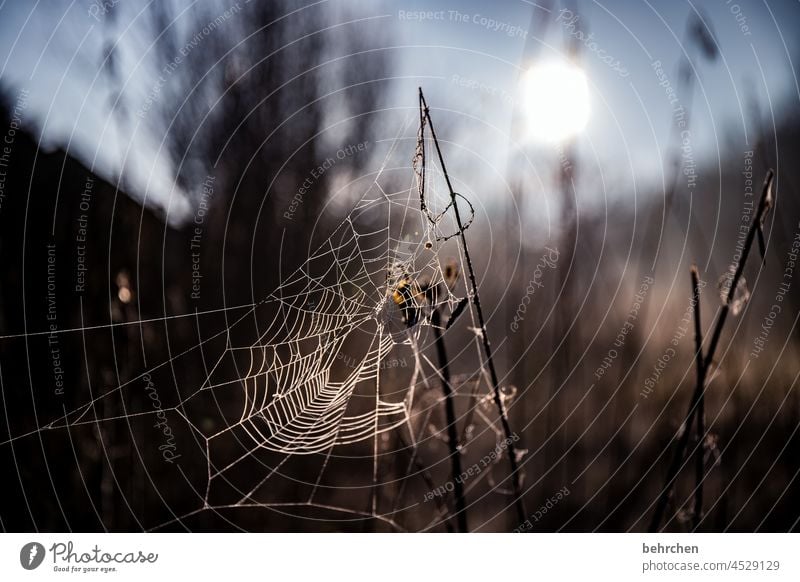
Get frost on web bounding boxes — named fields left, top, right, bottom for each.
left=195, top=142, right=464, bottom=459
left=173, top=125, right=516, bottom=528
left=15, top=120, right=519, bottom=532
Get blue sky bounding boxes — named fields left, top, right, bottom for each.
left=383, top=0, right=799, bottom=216
left=1, top=0, right=798, bottom=224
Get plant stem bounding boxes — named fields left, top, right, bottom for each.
left=431, top=308, right=468, bottom=532
left=419, top=88, right=527, bottom=526
left=691, top=266, right=705, bottom=531
left=702, top=169, right=774, bottom=374
left=649, top=169, right=774, bottom=532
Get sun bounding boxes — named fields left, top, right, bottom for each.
left=520, top=62, right=590, bottom=143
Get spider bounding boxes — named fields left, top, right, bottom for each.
left=391, top=276, right=422, bottom=327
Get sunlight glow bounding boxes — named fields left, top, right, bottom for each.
left=521, top=62, right=590, bottom=143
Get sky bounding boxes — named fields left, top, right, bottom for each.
left=383, top=0, right=800, bottom=218
left=1, top=0, right=798, bottom=224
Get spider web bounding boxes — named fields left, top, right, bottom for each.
left=180, top=120, right=517, bottom=529
left=3, top=117, right=520, bottom=532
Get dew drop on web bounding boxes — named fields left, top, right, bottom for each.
left=717, top=269, right=750, bottom=316
left=500, top=385, right=518, bottom=403
left=463, top=423, right=475, bottom=442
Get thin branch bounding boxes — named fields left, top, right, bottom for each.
left=649, top=169, right=774, bottom=532
left=703, top=169, right=774, bottom=373
left=648, top=269, right=705, bottom=532
left=691, top=265, right=705, bottom=531
left=431, top=308, right=468, bottom=533
left=418, top=87, right=527, bottom=526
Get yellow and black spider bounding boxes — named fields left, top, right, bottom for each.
left=392, top=277, right=421, bottom=327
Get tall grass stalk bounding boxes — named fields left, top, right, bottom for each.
left=431, top=308, right=468, bottom=532
left=691, top=265, right=705, bottom=530
left=418, top=88, right=527, bottom=525
left=649, top=169, right=775, bottom=532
